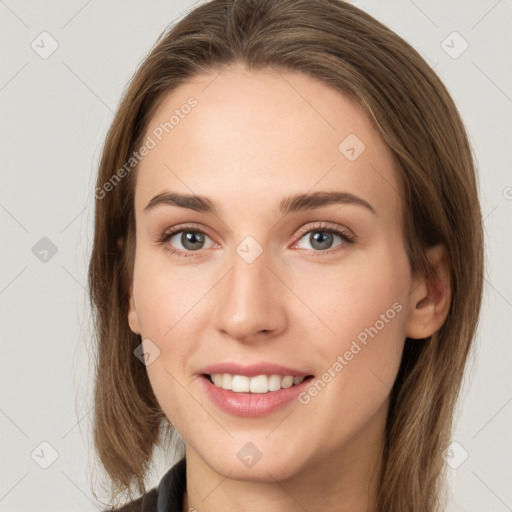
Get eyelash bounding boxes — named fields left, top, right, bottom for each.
left=158, top=222, right=356, bottom=259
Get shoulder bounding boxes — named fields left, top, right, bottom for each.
left=106, top=487, right=158, bottom=512
left=103, top=487, right=158, bottom=512
left=102, top=457, right=186, bottom=512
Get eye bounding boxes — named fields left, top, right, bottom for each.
left=159, top=225, right=216, bottom=257
left=159, top=222, right=355, bottom=258
left=293, top=222, right=355, bottom=253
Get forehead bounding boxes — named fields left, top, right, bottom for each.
left=134, top=65, right=401, bottom=223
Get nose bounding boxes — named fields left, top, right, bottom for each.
left=212, top=249, right=288, bottom=343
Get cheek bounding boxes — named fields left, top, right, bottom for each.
left=297, top=248, right=410, bottom=347
left=131, top=250, right=212, bottom=416
left=131, top=249, right=211, bottom=339
left=296, top=246, right=409, bottom=408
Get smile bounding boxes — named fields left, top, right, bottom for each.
left=200, top=373, right=315, bottom=417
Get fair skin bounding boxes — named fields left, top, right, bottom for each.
left=127, top=64, right=451, bottom=512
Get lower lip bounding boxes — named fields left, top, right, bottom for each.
left=199, top=375, right=313, bottom=417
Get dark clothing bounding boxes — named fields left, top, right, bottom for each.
left=108, top=457, right=186, bottom=512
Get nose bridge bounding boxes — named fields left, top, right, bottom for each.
left=212, top=241, right=286, bottom=340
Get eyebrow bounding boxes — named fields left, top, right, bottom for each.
left=143, top=190, right=376, bottom=215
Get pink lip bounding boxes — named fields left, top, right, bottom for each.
left=198, top=362, right=311, bottom=378
left=198, top=374, right=314, bottom=417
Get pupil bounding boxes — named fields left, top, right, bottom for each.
left=183, top=231, right=204, bottom=250
left=311, top=231, right=332, bottom=250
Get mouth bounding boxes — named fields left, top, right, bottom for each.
left=202, top=373, right=315, bottom=394
left=199, top=371, right=315, bottom=417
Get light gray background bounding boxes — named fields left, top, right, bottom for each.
left=1, top=1, right=511, bottom=510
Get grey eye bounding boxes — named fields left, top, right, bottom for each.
left=295, top=230, right=345, bottom=251
left=169, top=230, right=213, bottom=251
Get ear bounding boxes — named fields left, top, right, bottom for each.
left=405, top=244, right=452, bottom=339
left=127, top=284, right=141, bottom=335
left=118, top=235, right=141, bottom=335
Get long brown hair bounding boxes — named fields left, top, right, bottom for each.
left=88, top=1, right=484, bottom=510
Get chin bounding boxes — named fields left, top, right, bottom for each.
left=201, top=446, right=307, bottom=483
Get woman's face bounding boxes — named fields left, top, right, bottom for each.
left=128, top=64, right=420, bottom=482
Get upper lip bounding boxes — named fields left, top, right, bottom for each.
left=199, top=362, right=313, bottom=378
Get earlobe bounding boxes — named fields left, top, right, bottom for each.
left=405, top=245, right=452, bottom=340
left=127, top=286, right=141, bottom=335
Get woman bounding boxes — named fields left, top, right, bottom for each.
left=88, top=0, right=483, bottom=510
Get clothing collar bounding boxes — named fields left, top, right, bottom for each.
left=157, top=457, right=187, bottom=512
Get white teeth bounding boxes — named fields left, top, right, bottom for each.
left=282, top=375, right=294, bottom=388
left=268, top=374, right=282, bottom=392
left=222, top=373, right=233, bottom=390
left=211, top=374, right=223, bottom=387
left=232, top=375, right=250, bottom=392
left=249, top=374, right=268, bottom=393
left=209, top=373, right=306, bottom=393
